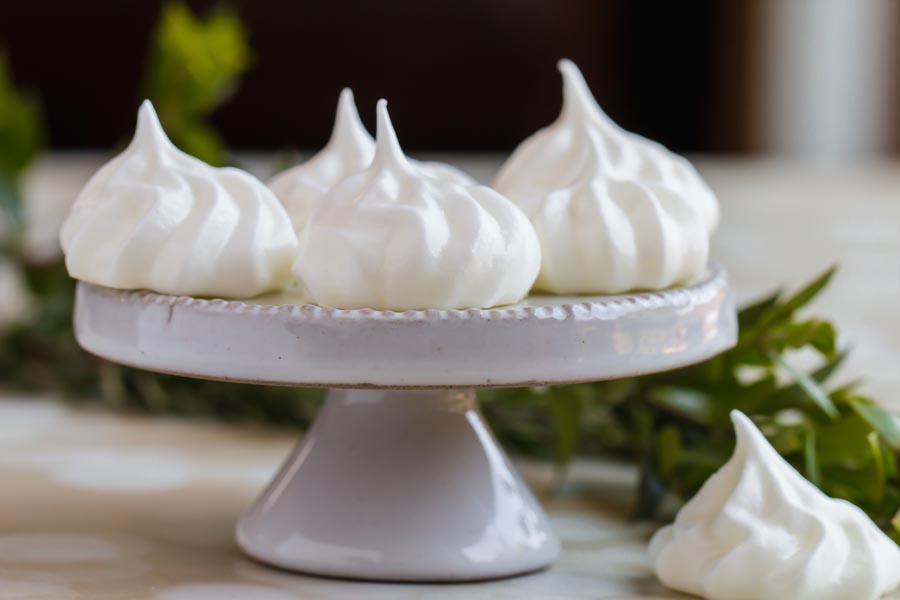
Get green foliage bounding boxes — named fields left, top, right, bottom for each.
left=143, top=2, right=251, bottom=165
left=0, top=53, right=43, bottom=230
left=482, top=266, right=900, bottom=539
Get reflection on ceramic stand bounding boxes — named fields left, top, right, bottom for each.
left=72, top=265, right=736, bottom=582
left=238, top=388, right=554, bottom=581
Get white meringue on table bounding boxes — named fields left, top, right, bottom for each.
left=293, top=100, right=541, bottom=311
left=649, top=410, right=900, bottom=600
left=269, top=88, right=474, bottom=234
left=60, top=101, right=298, bottom=298
left=523, top=129, right=708, bottom=294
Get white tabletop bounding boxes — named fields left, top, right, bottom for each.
left=3, top=155, right=899, bottom=599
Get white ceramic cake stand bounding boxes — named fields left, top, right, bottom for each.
left=72, top=265, right=736, bottom=582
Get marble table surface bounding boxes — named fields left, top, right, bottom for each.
left=2, top=156, right=899, bottom=599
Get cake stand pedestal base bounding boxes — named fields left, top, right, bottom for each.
left=236, top=388, right=560, bottom=582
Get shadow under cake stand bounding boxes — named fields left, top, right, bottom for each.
left=73, top=265, right=736, bottom=582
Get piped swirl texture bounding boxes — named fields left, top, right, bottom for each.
left=650, top=410, right=900, bottom=600
left=493, top=59, right=718, bottom=294
left=269, top=88, right=474, bottom=234
left=293, top=100, right=541, bottom=310
left=60, top=101, right=298, bottom=298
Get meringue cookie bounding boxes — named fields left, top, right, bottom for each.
left=494, top=58, right=718, bottom=237
left=60, top=101, right=298, bottom=298
left=525, top=130, right=707, bottom=294
left=268, top=89, right=374, bottom=234
left=649, top=410, right=900, bottom=600
left=269, top=89, right=474, bottom=234
left=293, top=100, right=541, bottom=310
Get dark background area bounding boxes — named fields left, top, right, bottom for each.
left=0, top=0, right=757, bottom=153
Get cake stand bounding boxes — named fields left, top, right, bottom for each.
left=72, top=265, right=736, bottom=582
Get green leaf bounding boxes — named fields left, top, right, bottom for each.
left=143, top=2, right=251, bottom=165
left=815, top=411, right=876, bottom=465
left=767, top=420, right=806, bottom=455
left=549, top=389, right=581, bottom=473
left=0, top=53, right=43, bottom=180
left=768, top=349, right=838, bottom=419
left=766, top=351, right=847, bottom=410
left=804, top=427, right=820, bottom=486
left=766, top=319, right=836, bottom=358
left=737, top=289, right=781, bottom=331
left=739, top=266, right=837, bottom=346
left=0, top=53, right=43, bottom=234
left=763, top=266, right=837, bottom=325
left=175, top=122, right=226, bottom=167
left=0, top=174, right=22, bottom=232
left=868, top=431, right=887, bottom=503
left=648, top=386, right=712, bottom=423
left=657, top=425, right=682, bottom=477
left=850, top=399, right=900, bottom=449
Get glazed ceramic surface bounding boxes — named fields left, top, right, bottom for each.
left=74, top=265, right=735, bottom=389
left=72, top=265, right=736, bottom=581
left=238, top=388, right=558, bottom=581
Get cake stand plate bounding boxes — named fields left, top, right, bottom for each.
left=73, top=265, right=736, bottom=582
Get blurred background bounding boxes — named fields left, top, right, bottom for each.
left=1, top=0, right=896, bottom=159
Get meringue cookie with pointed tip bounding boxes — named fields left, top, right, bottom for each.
left=269, top=88, right=474, bottom=234
left=268, top=89, right=374, bottom=234
left=60, top=101, right=298, bottom=298
left=649, top=410, right=900, bottom=600
left=526, top=130, right=707, bottom=294
left=293, top=100, right=541, bottom=311
left=494, top=59, right=718, bottom=237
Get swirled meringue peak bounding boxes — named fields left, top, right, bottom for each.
left=60, top=101, right=298, bottom=298
left=269, top=88, right=474, bottom=234
left=293, top=100, right=541, bottom=310
left=268, top=89, right=374, bottom=233
left=649, top=410, right=900, bottom=600
left=493, top=60, right=719, bottom=293
left=525, top=130, right=708, bottom=294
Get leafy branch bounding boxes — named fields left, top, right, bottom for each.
left=0, top=53, right=42, bottom=235
left=143, top=2, right=251, bottom=165
left=482, top=266, right=900, bottom=539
